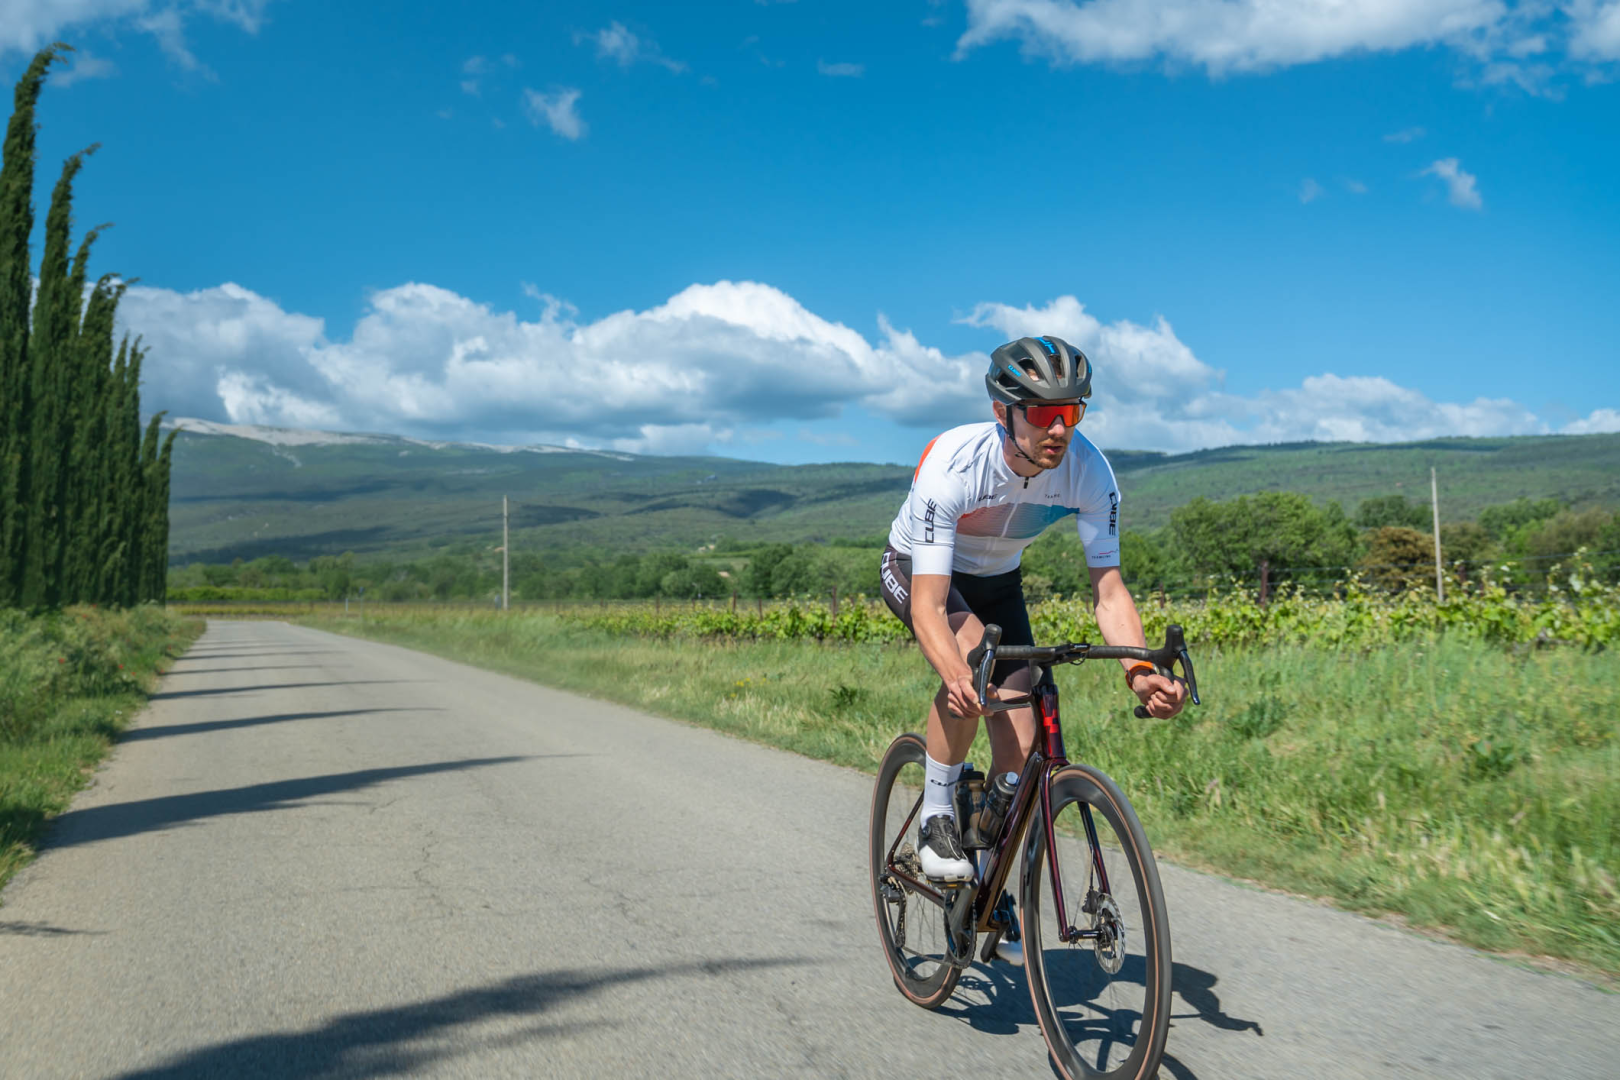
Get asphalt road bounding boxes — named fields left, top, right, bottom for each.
left=1, top=620, right=1615, bottom=1079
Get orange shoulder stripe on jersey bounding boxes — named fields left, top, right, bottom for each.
left=913, top=436, right=942, bottom=482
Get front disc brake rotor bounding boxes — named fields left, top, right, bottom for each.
left=1093, top=894, right=1126, bottom=974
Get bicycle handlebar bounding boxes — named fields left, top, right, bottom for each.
left=964, top=623, right=1202, bottom=718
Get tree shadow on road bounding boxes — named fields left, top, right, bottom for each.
left=169, top=651, right=350, bottom=661
left=108, top=958, right=809, bottom=1080
left=148, top=681, right=420, bottom=701
left=935, top=956, right=1260, bottom=1079
left=40, top=756, right=541, bottom=850
left=161, top=665, right=330, bottom=675
left=119, top=708, right=439, bottom=743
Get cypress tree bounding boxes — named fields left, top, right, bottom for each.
left=0, top=45, right=67, bottom=605
left=132, top=410, right=161, bottom=605
left=18, top=144, right=95, bottom=608
left=115, top=341, right=147, bottom=606
left=65, top=267, right=118, bottom=601
left=96, top=338, right=130, bottom=599
left=141, top=418, right=174, bottom=603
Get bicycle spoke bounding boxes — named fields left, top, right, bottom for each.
left=1024, top=765, right=1171, bottom=1080
left=870, top=734, right=959, bottom=1008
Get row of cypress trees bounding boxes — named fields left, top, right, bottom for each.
left=1, top=44, right=173, bottom=611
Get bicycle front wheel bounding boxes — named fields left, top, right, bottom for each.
left=1021, top=763, right=1172, bottom=1080
left=869, top=732, right=960, bottom=1009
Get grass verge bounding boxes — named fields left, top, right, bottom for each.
left=299, top=607, right=1619, bottom=976
left=0, top=605, right=204, bottom=894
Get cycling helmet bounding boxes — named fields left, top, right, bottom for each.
left=985, top=336, right=1092, bottom=406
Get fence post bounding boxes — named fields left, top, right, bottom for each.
left=830, top=585, right=839, bottom=620
left=1258, top=559, right=1271, bottom=608
left=756, top=596, right=763, bottom=619
left=730, top=591, right=737, bottom=614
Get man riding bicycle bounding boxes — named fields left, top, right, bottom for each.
left=879, top=335, right=1188, bottom=960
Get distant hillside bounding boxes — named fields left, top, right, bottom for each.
left=165, top=419, right=1620, bottom=563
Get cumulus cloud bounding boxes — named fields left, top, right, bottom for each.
left=954, top=1, right=1613, bottom=82
left=579, top=21, right=686, bottom=72
left=1423, top=157, right=1484, bottom=209
left=817, top=59, right=865, bottom=76
left=1, top=0, right=273, bottom=70
left=1562, top=408, right=1620, bottom=435
left=1299, top=178, right=1324, bottom=203
left=53, top=49, right=118, bottom=87
left=1384, top=126, right=1427, bottom=143
left=1568, top=0, right=1620, bottom=60
left=522, top=88, right=586, bottom=140
left=120, top=280, right=1610, bottom=456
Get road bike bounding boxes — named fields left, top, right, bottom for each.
left=869, top=624, right=1201, bottom=1080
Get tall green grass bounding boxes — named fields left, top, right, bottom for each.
left=302, top=607, right=1619, bottom=975
left=0, top=606, right=202, bottom=892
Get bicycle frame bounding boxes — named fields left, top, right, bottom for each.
left=882, top=666, right=1108, bottom=948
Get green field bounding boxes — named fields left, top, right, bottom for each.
left=167, top=423, right=1620, bottom=563
left=296, top=605, right=1620, bottom=978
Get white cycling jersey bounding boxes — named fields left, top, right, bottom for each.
left=886, top=421, right=1121, bottom=578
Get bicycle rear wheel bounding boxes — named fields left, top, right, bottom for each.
left=869, top=732, right=960, bottom=1009
left=1021, top=763, right=1172, bottom=1080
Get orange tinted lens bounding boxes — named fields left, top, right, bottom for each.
left=1024, top=403, right=1082, bottom=427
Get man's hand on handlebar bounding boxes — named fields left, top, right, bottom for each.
left=944, top=671, right=986, bottom=720
left=1128, top=670, right=1188, bottom=719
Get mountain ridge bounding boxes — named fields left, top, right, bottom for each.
left=163, top=420, right=1620, bottom=564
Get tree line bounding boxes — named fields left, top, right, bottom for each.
left=168, top=489, right=1620, bottom=606
left=1, top=45, right=173, bottom=610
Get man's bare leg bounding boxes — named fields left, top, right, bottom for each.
left=924, top=609, right=1037, bottom=778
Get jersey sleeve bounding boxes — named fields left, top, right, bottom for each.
left=907, top=451, right=971, bottom=577
left=1073, top=450, right=1121, bottom=568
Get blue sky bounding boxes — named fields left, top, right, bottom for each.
left=4, top=0, right=1618, bottom=465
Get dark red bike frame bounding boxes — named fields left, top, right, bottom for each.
left=882, top=675, right=1108, bottom=945
left=882, top=624, right=1199, bottom=950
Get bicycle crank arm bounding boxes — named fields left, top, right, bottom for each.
left=941, top=883, right=979, bottom=969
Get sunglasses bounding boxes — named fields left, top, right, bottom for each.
left=1014, top=401, right=1086, bottom=428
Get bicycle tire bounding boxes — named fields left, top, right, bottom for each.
left=868, top=732, right=961, bottom=1009
left=1021, top=762, right=1172, bottom=1080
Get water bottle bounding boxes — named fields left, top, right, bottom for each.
left=976, top=772, right=1019, bottom=846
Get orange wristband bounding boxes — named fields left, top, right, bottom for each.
left=1124, top=662, right=1155, bottom=689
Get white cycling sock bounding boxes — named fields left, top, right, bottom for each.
left=921, top=754, right=962, bottom=826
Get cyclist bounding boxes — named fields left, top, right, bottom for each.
left=879, top=335, right=1187, bottom=955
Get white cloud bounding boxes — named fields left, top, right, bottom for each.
left=1423, top=157, right=1484, bottom=209
left=1568, top=1, right=1620, bottom=60
left=1, top=0, right=273, bottom=69
left=579, top=21, right=687, bottom=73
left=1384, top=126, right=1426, bottom=142
left=53, top=49, right=118, bottom=87
left=1299, top=178, right=1324, bottom=203
left=1562, top=408, right=1620, bottom=434
left=1343, top=178, right=1369, bottom=193
left=956, top=0, right=1512, bottom=73
left=521, top=88, right=586, bottom=140
left=817, top=59, right=865, bottom=76
left=121, top=280, right=1608, bottom=456
left=954, top=1, right=1615, bottom=82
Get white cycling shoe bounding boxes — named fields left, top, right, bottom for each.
left=918, top=815, right=974, bottom=882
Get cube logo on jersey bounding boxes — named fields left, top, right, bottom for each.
left=1108, top=491, right=1118, bottom=537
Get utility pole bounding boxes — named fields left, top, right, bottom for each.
left=502, top=495, right=510, bottom=611
left=1431, top=467, right=1444, bottom=602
